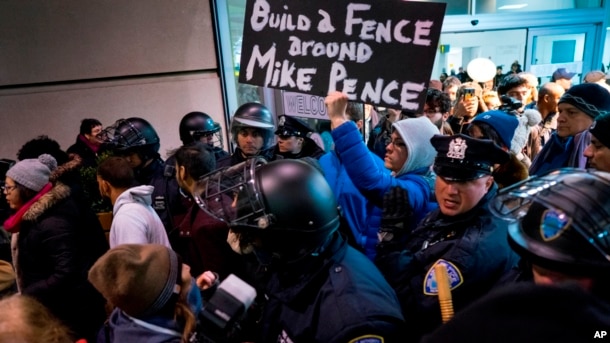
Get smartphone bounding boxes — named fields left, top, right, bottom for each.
left=463, top=88, right=475, bottom=100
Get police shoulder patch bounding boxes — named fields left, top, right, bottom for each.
left=423, top=259, right=464, bottom=295
left=540, top=209, right=571, bottom=241
left=348, top=335, right=383, bottom=343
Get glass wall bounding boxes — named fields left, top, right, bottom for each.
left=476, top=0, right=602, bottom=14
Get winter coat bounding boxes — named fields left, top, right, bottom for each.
left=375, top=184, right=521, bottom=342
left=67, top=135, right=98, bottom=169
left=17, top=183, right=107, bottom=340
left=330, top=121, right=437, bottom=260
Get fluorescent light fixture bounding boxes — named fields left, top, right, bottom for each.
left=498, top=4, right=528, bottom=10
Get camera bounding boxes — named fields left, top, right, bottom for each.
left=499, top=95, right=523, bottom=114
left=471, top=19, right=479, bottom=26
left=192, top=274, right=257, bottom=343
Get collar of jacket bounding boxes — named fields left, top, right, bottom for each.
left=22, top=183, right=70, bottom=222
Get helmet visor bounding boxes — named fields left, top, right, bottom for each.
left=192, top=157, right=270, bottom=229
left=491, top=168, right=610, bottom=262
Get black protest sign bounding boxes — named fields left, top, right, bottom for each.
left=239, top=0, right=446, bottom=111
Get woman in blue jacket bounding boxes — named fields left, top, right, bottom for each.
left=325, top=91, right=439, bottom=260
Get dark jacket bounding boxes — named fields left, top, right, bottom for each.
left=136, top=157, right=186, bottom=243
left=216, top=147, right=281, bottom=169
left=67, top=135, right=98, bottom=169
left=273, top=139, right=325, bottom=160
left=260, top=233, right=405, bottom=343
left=421, top=282, right=610, bottom=343
left=18, top=183, right=107, bottom=341
left=375, top=184, right=521, bottom=342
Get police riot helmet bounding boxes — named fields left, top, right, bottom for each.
left=179, top=111, right=223, bottom=149
left=194, top=158, right=340, bottom=263
left=102, top=117, right=160, bottom=159
left=230, top=103, right=275, bottom=151
left=491, top=168, right=610, bottom=276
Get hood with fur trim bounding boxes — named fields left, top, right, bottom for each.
left=22, top=183, right=71, bottom=222
left=392, top=117, right=439, bottom=176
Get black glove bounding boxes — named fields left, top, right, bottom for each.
left=377, top=186, right=413, bottom=250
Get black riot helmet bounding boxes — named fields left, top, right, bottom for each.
left=230, top=103, right=275, bottom=151
left=179, top=111, right=224, bottom=149
left=101, top=117, right=160, bottom=161
left=491, top=168, right=610, bottom=276
left=193, top=158, right=340, bottom=263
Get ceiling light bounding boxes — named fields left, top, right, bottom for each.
left=498, top=4, right=528, bottom=10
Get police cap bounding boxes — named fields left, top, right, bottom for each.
left=431, top=134, right=509, bottom=181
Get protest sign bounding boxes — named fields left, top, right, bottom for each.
left=239, top=0, right=446, bottom=112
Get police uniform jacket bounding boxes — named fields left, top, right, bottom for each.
left=375, top=183, right=521, bottom=342
left=260, top=232, right=405, bottom=343
left=135, top=157, right=185, bottom=240
left=215, top=147, right=280, bottom=169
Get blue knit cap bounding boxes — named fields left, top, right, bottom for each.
left=471, top=110, right=519, bottom=149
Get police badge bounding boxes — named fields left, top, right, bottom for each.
left=447, top=137, right=467, bottom=159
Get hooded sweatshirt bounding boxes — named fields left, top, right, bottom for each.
left=330, top=118, right=439, bottom=260
left=110, top=185, right=171, bottom=248
left=392, top=117, right=440, bottom=177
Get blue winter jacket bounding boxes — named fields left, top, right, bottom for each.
left=319, top=149, right=385, bottom=254
left=330, top=121, right=438, bottom=260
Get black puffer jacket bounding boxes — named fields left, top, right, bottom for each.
left=17, top=183, right=107, bottom=341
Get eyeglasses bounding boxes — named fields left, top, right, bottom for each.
left=2, top=185, right=16, bottom=193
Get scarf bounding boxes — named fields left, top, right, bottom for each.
left=79, top=133, right=100, bottom=153
left=3, top=183, right=53, bottom=233
left=529, top=134, right=573, bottom=176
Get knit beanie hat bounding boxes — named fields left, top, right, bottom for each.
left=88, top=244, right=180, bottom=318
left=558, top=83, right=610, bottom=119
left=471, top=110, right=519, bottom=149
left=392, top=116, right=440, bottom=176
left=590, top=113, right=610, bottom=148
left=6, top=154, right=57, bottom=192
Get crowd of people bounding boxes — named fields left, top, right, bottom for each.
left=0, top=61, right=609, bottom=342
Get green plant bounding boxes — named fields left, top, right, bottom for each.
left=80, top=150, right=114, bottom=213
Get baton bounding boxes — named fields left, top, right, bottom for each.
left=435, top=263, right=454, bottom=323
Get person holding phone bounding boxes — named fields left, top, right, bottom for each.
left=448, top=82, right=489, bottom=134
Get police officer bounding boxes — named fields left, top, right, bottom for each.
left=375, top=133, right=521, bottom=342
left=196, top=158, right=405, bottom=342
left=103, top=117, right=184, bottom=244
left=216, top=103, right=280, bottom=168
left=273, top=114, right=325, bottom=159
left=422, top=168, right=610, bottom=342
left=178, top=111, right=229, bottom=161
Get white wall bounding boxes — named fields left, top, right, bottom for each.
left=0, top=0, right=225, bottom=160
